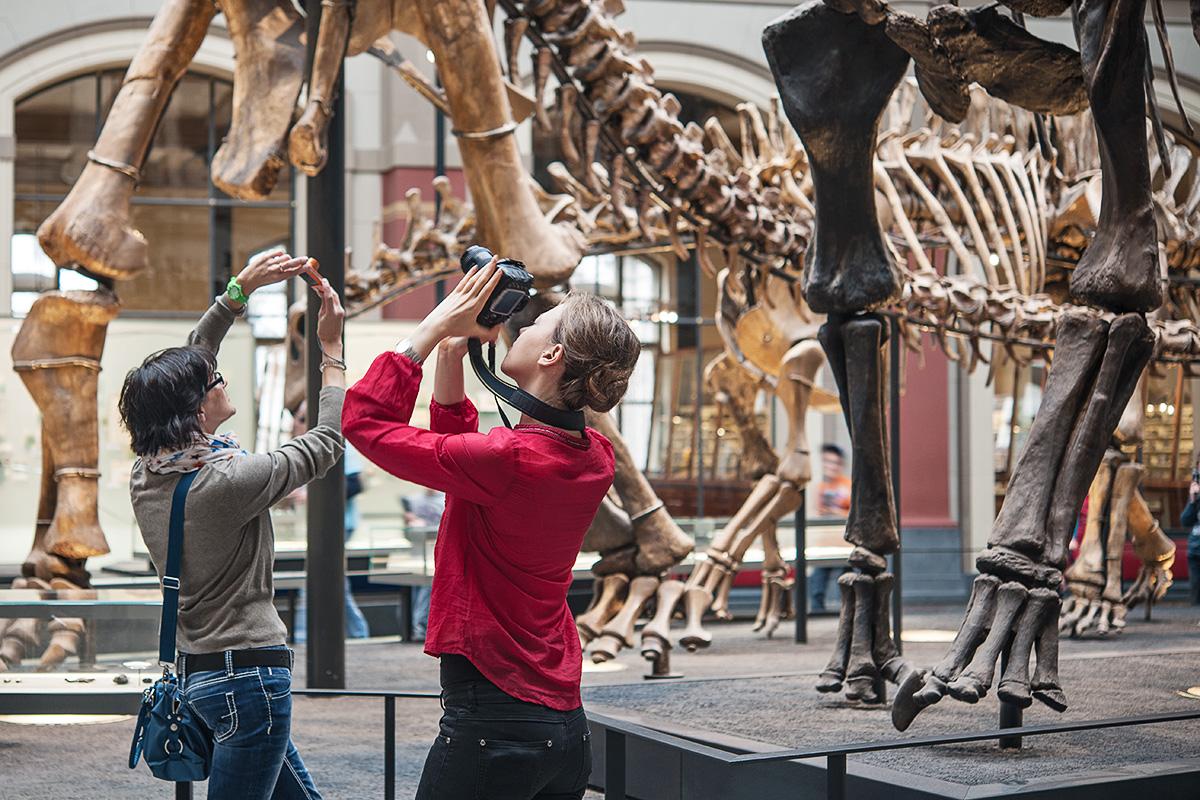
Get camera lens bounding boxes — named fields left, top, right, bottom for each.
left=460, top=245, right=494, bottom=273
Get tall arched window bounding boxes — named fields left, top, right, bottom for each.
left=12, top=69, right=293, bottom=317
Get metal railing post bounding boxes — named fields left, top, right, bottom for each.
left=794, top=497, right=808, bottom=644
left=605, top=729, right=627, bottom=799
left=998, top=651, right=1022, bottom=750
left=826, top=753, right=846, bottom=800
left=385, top=695, right=397, bottom=800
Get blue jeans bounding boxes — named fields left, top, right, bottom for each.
left=293, top=578, right=371, bottom=643
left=294, top=526, right=371, bottom=643
left=411, top=586, right=432, bottom=640
left=809, top=567, right=837, bottom=610
left=180, top=646, right=322, bottom=799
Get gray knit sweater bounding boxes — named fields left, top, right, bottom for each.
left=130, top=297, right=345, bottom=654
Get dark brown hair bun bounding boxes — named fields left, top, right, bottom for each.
left=553, top=294, right=641, bottom=413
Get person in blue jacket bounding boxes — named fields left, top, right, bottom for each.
left=1179, top=465, right=1200, bottom=605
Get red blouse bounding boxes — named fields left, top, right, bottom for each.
left=343, top=352, right=614, bottom=710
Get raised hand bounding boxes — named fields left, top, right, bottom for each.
left=314, top=278, right=346, bottom=358
left=410, top=261, right=504, bottom=361
left=237, top=248, right=309, bottom=295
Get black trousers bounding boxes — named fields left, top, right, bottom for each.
left=415, top=680, right=592, bottom=800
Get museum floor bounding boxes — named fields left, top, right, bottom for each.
left=3, top=602, right=1199, bottom=798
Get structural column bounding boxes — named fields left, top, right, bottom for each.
left=304, top=0, right=346, bottom=689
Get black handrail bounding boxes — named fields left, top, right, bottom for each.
left=595, top=707, right=1200, bottom=800
left=169, top=688, right=1200, bottom=800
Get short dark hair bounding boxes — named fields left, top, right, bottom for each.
left=821, top=443, right=845, bottom=460
left=118, top=346, right=216, bottom=456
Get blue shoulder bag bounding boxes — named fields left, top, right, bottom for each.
left=128, top=470, right=213, bottom=781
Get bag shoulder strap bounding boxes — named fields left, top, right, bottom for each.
left=159, top=469, right=199, bottom=667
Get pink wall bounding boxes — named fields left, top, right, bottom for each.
left=380, top=167, right=468, bottom=320
left=897, top=331, right=955, bottom=529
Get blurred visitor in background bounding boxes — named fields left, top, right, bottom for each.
left=292, top=402, right=370, bottom=642
left=810, top=443, right=851, bottom=613
left=1180, top=456, right=1200, bottom=605
left=403, top=488, right=445, bottom=640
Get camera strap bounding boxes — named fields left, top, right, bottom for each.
left=467, top=338, right=585, bottom=433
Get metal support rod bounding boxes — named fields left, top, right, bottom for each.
left=434, top=68, right=446, bottom=304
left=605, top=729, right=626, bottom=800
left=826, top=753, right=847, bottom=800
left=693, top=252, right=705, bottom=516
left=385, top=695, right=396, bottom=800
left=998, top=651, right=1023, bottom=750
left=304, top=0, right=347, bottom=690
left=794, top=495, right=808, bottom=644
left=175, top=782, right=192, bottom=800
left=889, top=317, right=903, bottom=654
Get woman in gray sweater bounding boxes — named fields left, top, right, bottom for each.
left=121, top=249, right=345, bottom=799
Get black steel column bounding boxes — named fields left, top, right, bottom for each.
left=304, top=0, right=347, bottom=689
left=890, top=317, right=903, bottom=654
left=605, top=729, right=627, bottom=799
left=826, top=753, right=847, bottom=800
left=384, top=696, right=397, bottom=799
left=793, top=493, right=808, bottom=644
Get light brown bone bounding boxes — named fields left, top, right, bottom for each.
left=289, top=0, right=352, bottom=175
left=640, top=579, right=685, bottom=659
left=36, top=0, right=217, bottom=279
left=590, top=575, right=660, bottom=662
left=12, top=291, right=120, bottom=561
left=414, top=0, right=585, bottom=285
left=576, top=573, right=629, bottom=645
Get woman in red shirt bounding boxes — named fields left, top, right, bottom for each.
left=343, top=262, right=640, bottom=800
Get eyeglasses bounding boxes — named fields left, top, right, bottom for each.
left=205, top=372, right=225, bottom=392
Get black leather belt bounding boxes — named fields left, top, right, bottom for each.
left=180, top=648, right=293, bottom=674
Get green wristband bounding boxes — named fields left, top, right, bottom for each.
left=225, top=276, right=249, bottom=304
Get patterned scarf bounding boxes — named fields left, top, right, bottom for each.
left=143, top=432, right=247, bottom=475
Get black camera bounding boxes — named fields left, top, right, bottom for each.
left=459, top=245, right=534, bottom=328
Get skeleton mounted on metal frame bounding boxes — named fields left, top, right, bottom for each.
left=760, top=0, right=1195, bottom=729
left=5, top=0, right=1198, bottom=734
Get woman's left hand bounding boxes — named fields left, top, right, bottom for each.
left=410, top=261, right=504, bottom=359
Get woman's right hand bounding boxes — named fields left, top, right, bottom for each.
left=1190, top=480, right=1199, bottom=502
left=315, top=278, right=346, bottom=357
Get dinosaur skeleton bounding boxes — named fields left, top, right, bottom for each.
left=761, top=0, right=1173, bottom=730
left=10, top=0, right=1200, bottom=699
left=1059, top=377, right=1176, bottom=637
